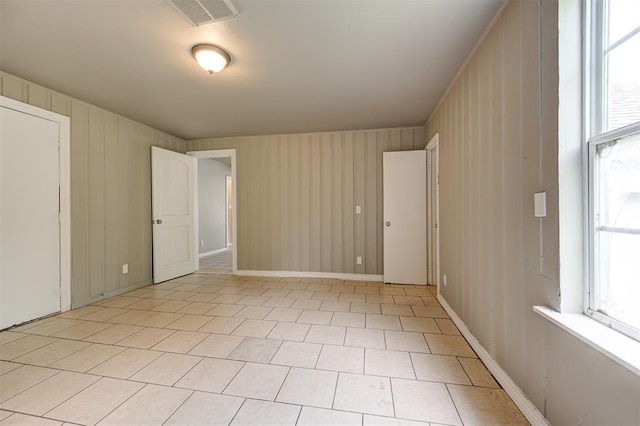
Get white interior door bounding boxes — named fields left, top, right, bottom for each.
left=1, top=106, right=61, bottom=328
left=426, top=134, right=440, bottom=287
left=383, top=150, right=427, bottom=285
left=152, top=147, right=198, bottom=283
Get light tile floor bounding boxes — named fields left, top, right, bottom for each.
left=0, top=274, right=529, bottom=426
left=199, top=250, right=233, bottom=272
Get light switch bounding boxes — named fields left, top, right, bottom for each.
left=534, top=192, right=546, bottom=217
left=356, top=206, right=362, bottom=214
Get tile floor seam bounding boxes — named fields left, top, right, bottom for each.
left=444, top=382, right=465, bottom=425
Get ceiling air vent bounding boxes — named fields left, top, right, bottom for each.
left=167, top=0, right=239, bottom=26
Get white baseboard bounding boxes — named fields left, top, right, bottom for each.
left=236, top=270, right=383, bottom=282
left=437, top=295, right=550, bottom=426
left=199, top=248, right=229, bottom=258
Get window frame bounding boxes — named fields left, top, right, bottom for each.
left=585, top=0, right=640, bottom=342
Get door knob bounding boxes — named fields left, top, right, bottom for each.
left=385, top=222, right=391, bottom=227
left=154, top=219, right=163, bottom=224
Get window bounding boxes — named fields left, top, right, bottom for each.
left=587, top=0, right=640, bottom=341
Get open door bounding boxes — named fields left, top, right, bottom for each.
left=383, top=150, right=427, bottom=285
left=151, top=147, right=198, bottom=283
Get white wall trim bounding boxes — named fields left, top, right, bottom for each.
left=199, top=247, right=229, bottom=258
left=236, top=270, right=383, bottom=282
left=438, top=294, right=550, bottom=426
left=187, top=149, right=238, bottom=274
left=0, top=95, right=71, bottom=314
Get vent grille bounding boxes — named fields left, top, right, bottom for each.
left=167, top=0, right=238, bottom=26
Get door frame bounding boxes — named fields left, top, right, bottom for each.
left=0, top=95, right=71, bottom=313
left=225, top=175, right=232, bottom=248
left=187, top=149, right=238, bottom=274
left=425, top=133, right=440, bottom=292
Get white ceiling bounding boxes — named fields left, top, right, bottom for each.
left=0, top=0, right=502, bottom=140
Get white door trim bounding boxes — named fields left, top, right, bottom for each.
left=0, top=95, right=71, bottom=313
left=187, top=149, right=238, bottom=274
left=425, top=133, right=440, bottom=293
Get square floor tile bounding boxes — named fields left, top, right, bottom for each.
left=330, top=312, right=365, bottom=328
left=88, top=348, right=161, bottom=379
left=0, top=371, right=98, bottom=416
left=364, top=415, right=430, bottom=425
left=458, top=357, right=499, bottom=388
left=189, top=334, right=244, bottom=358
left=0, top=413, right=63, bottom=425
left=13, top=340, right=90, bottom=367
left=228, top=337, right=282, bottom=363
left=351, top=303, right=382, bottom=314
left=305, top=325, right=345, bottom=345
left=234, top=306, right=273, bottom=320
left=83, top=324, right=143, bottom=345
left=365, top=348, right=415, bottom=379
left=366, top=315, right=402, bottom=330
left=333, top=373, right=393, bottom=416
left=224, top=362, right=289, bottom=400
left=423, top=334, right=476, bottom=357
left=297, top=310, right=333, bottom=325
left=316, top=345, right=364, bottom=373
left=276, top=367, right=337, bottom=408
left=447, top=385, right=528, bottom=425
left=381, top=304, right=415, bottom=316
left=198, top=317, right=244, bottom=334
left=399, top=317, right=440, bottom=333
left=391, top=378, right=461, bottom=425
left=0, top=365, right=58, bottom=403
left=0, top=335, right=58, bottom=360
left=267, top=322, right=310, bottom=341
left=232, top=319, right=277, bottom=338
left=135, top=312, right=184, bottom=328
left=165, top=315, right=212, bottom=331
left=206, top=304, right=244, bottom=317
left=130, top=353, right=201, bottom=386
left=384, top=331, right=430, bottom=353
left=265, top=308, right=303, bottom=322
left=230, top=399, right=300, bottom=426
left=297, top=407, right=362, bottom=425
left=434, top=318, right=461, bottom=335
left=45, top=377, right=143, bottom=425
left=410, top=353, right=470, bottom=384
left=116, top=327, right=175, bottom=349
left=270, top=341, right=322, bottom=368
left=51, top=343, right=125, bottom=372
left=165, top=391, right=244, bottom=426
left=97, top=384, right=192, bottom=425
left=175, top=358, right=244, bottom=392
left=344, top=328, right=386, bottom=349
left=150, top=329, right=208, bottom=352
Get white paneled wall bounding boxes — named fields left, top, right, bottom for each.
left=0, top=72, right=185, bottom=307
left=188, top=128, right=425, bottom=275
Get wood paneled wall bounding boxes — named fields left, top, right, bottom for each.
left=425, top=1, right=640, bottom=424
left=0, top=72, right=185, bottom=307
left=188, top=128, right=425, bottom=275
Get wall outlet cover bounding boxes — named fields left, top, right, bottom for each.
left=356, top=256, right=362, bottom=265
left=122, top=264, right=129, bottom=274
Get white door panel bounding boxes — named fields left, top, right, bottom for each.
left=1, top=106, right=61, bottom=328
left=383, top=151, right=427, bottom=285
left=152, top=147, right=198, bottom=283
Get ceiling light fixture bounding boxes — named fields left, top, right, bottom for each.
left=191, top=44, right=231, bottom=74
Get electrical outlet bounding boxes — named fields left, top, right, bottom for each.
left=356, top=256, right=362, bottom=265
left=122, top=264, right=128, bottom=274
left=443, top=274, right=447, bottom=286
left=200, top=240, right=204, bottom=246
left=356, top=206, right=362, bottom=214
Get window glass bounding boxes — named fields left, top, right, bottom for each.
left=606, top=33, right=640, bottom=131
left=594, top=133, right=640, bottom=331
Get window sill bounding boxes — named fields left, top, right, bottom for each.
left=533, top=306, right=640, bottom=376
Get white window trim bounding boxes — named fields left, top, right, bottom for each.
left=535, top=0, right=640, bottom=377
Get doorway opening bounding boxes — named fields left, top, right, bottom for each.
left=426, top=133, right=440, bottom=292
left=187, top=149, right=237, bottom=274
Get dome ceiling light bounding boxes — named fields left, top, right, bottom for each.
left=192, top=44, right=231, bottom=74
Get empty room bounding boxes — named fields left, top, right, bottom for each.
left=1, top=0, right=639, bottom=425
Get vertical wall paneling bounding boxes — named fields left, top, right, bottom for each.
left=188, top=126, right=423, bottom=275
left=0, top=72, right=187, bottom=308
